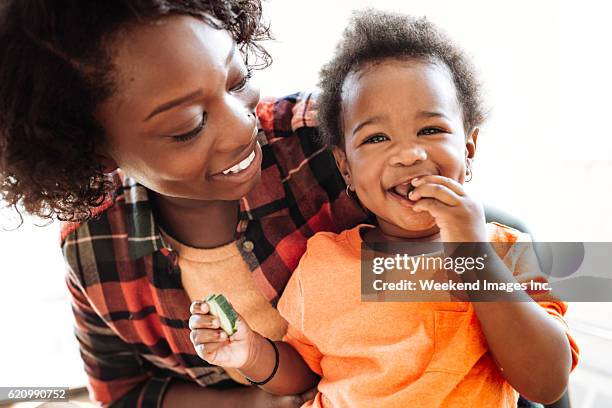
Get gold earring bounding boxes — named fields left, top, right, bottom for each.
left=465, top=166, right=473, bottom=182
left=346, top=184, right=356, bottom=199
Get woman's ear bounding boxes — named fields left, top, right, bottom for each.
left=332, top=147, right=351, bottom=186
left=95, top=152, right=119, bottom=174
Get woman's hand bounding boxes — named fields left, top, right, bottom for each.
left=189, top=300, right=258, bottom=369
left=409, top=175, right=487, bottom=242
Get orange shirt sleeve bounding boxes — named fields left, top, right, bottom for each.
left=277, top=256, right=324, bottom=376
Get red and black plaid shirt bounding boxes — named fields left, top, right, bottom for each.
left=60, top=93, right=369, bottom=407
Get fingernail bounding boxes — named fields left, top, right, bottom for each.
left=219, top=331, right=227, bottom=339
left=411, top=178, right=420, bottom=185
left=212, top=319, right=219, bottom=328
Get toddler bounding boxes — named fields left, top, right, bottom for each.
left=188, top=10, right=578, bottom=407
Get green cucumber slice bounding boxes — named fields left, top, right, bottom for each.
left=205, top=294, right=238, bottom=336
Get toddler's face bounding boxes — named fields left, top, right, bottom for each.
left=334, top=59, right=477, bottom=239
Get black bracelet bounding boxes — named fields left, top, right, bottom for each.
left=245, top=337, right=279, bottom=386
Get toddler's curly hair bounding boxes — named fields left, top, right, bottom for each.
left=318, top=9, right=486, bottom=148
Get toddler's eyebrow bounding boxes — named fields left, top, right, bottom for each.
left=351, top=110, right=450, bottom=136
left=352, top=115, right=385, bottom=136
left=416, top=110, right=449, bottom=120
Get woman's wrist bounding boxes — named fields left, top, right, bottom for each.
left=238, top=332, right=276, bottom=381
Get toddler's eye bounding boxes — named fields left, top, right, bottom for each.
left=418, top=127, right=444, bottom=136
left=364, top=134, right=389, bottom=144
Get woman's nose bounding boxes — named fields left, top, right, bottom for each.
left=389, top=142, right=427, bottom=167
left=214, top=97, right=257, bottom=152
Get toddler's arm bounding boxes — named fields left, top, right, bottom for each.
left=461, top=244, right=574, bottom=405
left=408, top=175, right=575, bottom=404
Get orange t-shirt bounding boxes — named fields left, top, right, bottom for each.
left=277, top=223, right=579, bottom=408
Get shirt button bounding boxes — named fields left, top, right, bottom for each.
left=242, top=240, right=255, bottom=252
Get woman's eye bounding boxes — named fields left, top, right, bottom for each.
left=364, top=134, right=389, bottom=144
left=231, top=68, right=253, bottom=93
left=169, top=112, right=207, bottom=142
left=418, top=127, right=444, bottom=136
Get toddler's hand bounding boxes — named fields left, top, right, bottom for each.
left=189, top=300, right=257, bottom=369
left=409, top=175, right=487, bottom=242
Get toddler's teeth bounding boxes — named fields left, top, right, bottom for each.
left=407, top=184, right=415, bottom=198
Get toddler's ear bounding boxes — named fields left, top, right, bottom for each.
left=332, top=147, right=351, bottom=185
left=465, top=127, right=479, bottom=160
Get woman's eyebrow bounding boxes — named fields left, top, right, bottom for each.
left=144, top=89, right=203, bottom=122
left=144, top=43, right=237, bottom=122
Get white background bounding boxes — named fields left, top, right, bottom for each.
left=1, top=0, right=611, bottom=405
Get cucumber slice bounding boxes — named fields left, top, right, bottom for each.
left=205, top=294, right=238, bottom=336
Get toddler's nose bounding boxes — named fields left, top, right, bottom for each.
left=389, top=144, right=427, bottom=167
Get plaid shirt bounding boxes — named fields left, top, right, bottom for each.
left=61, top=93, right=369, bottom=407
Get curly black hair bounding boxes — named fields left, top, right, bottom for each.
left=318, top=9, right=486, bottom=148
left=0, top=0, right=271, bottom=223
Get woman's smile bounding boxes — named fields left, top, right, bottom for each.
left=209, top=139, right=262, bottom=185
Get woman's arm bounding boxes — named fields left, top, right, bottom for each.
left=65, top=271, right=171, bottom=407
left=162, top=379, right=312, bottom=408
left=67, top=269, right=312, bottom=408
left=237, top=334, right=320, bottom=395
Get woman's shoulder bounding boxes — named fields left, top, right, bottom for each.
left=60, top=169, right=162, bottom=286
left=255, top=92, right=327, bottom=177
left=256, top=92, right=319, bottom=138
left=59, top=169, right=133, bottom=244
left=249, top=93, right=368, bottom=230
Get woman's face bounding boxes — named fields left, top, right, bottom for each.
left=334, top=59, right=477, bottom=239
left=96, top=15, right=262, bottom=201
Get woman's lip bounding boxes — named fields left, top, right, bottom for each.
left=387, top=188, right=417, bottom=208
left=208, top=141, right=262, bottom=183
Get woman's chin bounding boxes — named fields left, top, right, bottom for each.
left=231, top=169, right=262, bottom=199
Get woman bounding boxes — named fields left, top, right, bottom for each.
left=0, top=1, right=367, bottom=406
